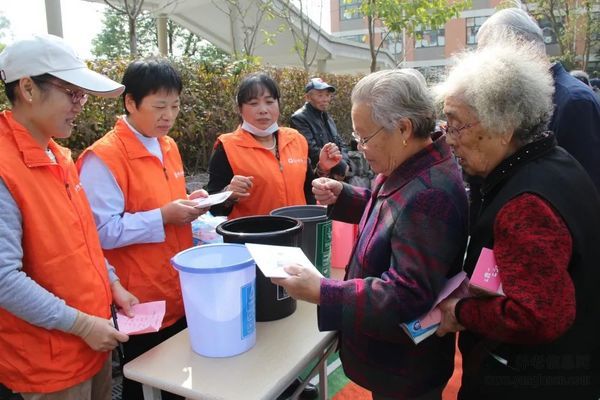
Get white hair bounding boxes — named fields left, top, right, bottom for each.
left=435, top=42, right=554, bottom=143
left=351, top=68, right=435, bottom=138
left=477, top=7, right=546, bottom=54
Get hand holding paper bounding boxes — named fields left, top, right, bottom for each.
left=271, top=263, right=323, bottom=304
left=245, top=243, right=323, bottom=304
left=116, top=301, right=166, bottom=335
left=193, top=191, right=232, bottom=209
left=244, top=243, right=323, bottom=278
left=435, top=297, right=466, bottom=337
left=401, top=271, right=468, bottom=344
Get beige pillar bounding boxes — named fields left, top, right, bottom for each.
left=45, top=0, right=63, bottom=37
left=317, top=59, right=327, bottom=73
left=157, top=13, right=168, bottom=56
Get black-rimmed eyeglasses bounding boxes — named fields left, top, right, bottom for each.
left=352, top=126, right=385, bottom=147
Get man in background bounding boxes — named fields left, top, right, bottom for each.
left=291, top=77, right=350, bottom=181
left=477, top=7, right=600, bottom=191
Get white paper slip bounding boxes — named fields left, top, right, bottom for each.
left=193, top=191, right=232, bottom=208
left=245, top=243, right=324, bottom=278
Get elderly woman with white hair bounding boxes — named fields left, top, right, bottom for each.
left=435, top=42, right=600, bottom=399
left=273, top=69, right=469, bottom=399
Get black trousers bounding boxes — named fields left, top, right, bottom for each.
left=121, top=317, right=187, bottom=400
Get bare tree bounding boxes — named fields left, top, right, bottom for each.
left=212, top=0, right=276, bottom=58
left=103, top=0, right=145, bottom=57
left=275, top=0, right=325, bottom=72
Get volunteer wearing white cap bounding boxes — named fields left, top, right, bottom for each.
left=0, top=34, right=137, bottom=400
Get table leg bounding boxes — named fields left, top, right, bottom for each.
left=142, top=384, right=162, bottom=400
left=289, top=338, right=338, bottom=400
left=318, top=357, right=328, bottom=400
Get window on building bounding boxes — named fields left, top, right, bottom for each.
left=415, top=26, right=445, bottom=48
left=340, top=34, right=368, bottom=44
left=340, top=0, right=363, bottom=20
left=466, top=16, right=488, bottom=45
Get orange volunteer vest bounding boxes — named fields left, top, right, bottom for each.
left=217, top=127, right=309, bottom=219
left=78, top=118, right=192, bottom=328
left=0, top=111, right=112, bottom=393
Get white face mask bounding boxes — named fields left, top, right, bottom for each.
left=241, top=120, right=279, bottom=137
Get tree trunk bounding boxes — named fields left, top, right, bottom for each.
left=129, top=17, right=137, bottom=57
left=582, top=1, right=591, bottom=70
left=368, top=14, right=376, bottom=72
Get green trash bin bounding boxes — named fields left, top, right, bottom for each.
left=270, top=205, right=332, bottom=278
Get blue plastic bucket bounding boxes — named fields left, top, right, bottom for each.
left=171, top=243, right=256, bottom=357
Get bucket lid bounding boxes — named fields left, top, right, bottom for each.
left=270, top=205, right=328, bottom=223
left=171, top=243, right=255, bottom=274
left=216, top=215, right=302, bottom=239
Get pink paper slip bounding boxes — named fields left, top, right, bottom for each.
left=116, top=301, right=166, bottom=335
left=419, top=271, right=469, bottom=329
left=470, top=248, right=505, bottom=296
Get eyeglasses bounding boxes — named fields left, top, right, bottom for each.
left=444, top=121, right=479, bottom=139
left=352, top=126, right=385, bottom=147
left=36, top=79, right=88, bottom=106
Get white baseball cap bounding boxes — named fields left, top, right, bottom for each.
left=0, top=34, right=124, bottom=97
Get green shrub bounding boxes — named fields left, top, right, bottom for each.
left=0, top=58, right=361, bottom=173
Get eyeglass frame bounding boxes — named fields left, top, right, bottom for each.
left=31, top=78, right=88, bottom=106
left=444, top=121, right=479, bottom=140
left=352, top=125, right=385, bottom=147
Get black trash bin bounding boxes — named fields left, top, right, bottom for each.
left=216, top=215, right=302, bottom=322
left=271, top=205, right=332, bottom=278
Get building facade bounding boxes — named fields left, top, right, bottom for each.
left=329, top=0, right=595, bottom=80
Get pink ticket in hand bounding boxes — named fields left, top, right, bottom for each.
left=116, top=300, right=166, bottom=335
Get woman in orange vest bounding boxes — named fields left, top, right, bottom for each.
left=206, top=72, right=342, bottom=219
left=205, top=72, right=342, bottom=399
left=0, top=34, right=137, bottom=400
left=77, top=59, right=208, bottom=400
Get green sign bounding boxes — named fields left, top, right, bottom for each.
left=315, top=220, right=332, bottom=278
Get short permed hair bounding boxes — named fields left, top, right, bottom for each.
left=435, top=42, right=554, bottom=143
left=351, top=68, right=436, bottom=139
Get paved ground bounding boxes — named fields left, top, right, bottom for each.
left=112, top=360, right=123, bottom=400
left=186, top=172, right=209, bottom=193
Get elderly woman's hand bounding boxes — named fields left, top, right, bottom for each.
left=317, top=142, right=343, bottom=173
left=227, top=175, right=254, bottom=202
left=435, top=297, right=465, bottom=337
left=270, top=264, right=321, bottom=304
left=312, top=177, right=342, bottom=205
